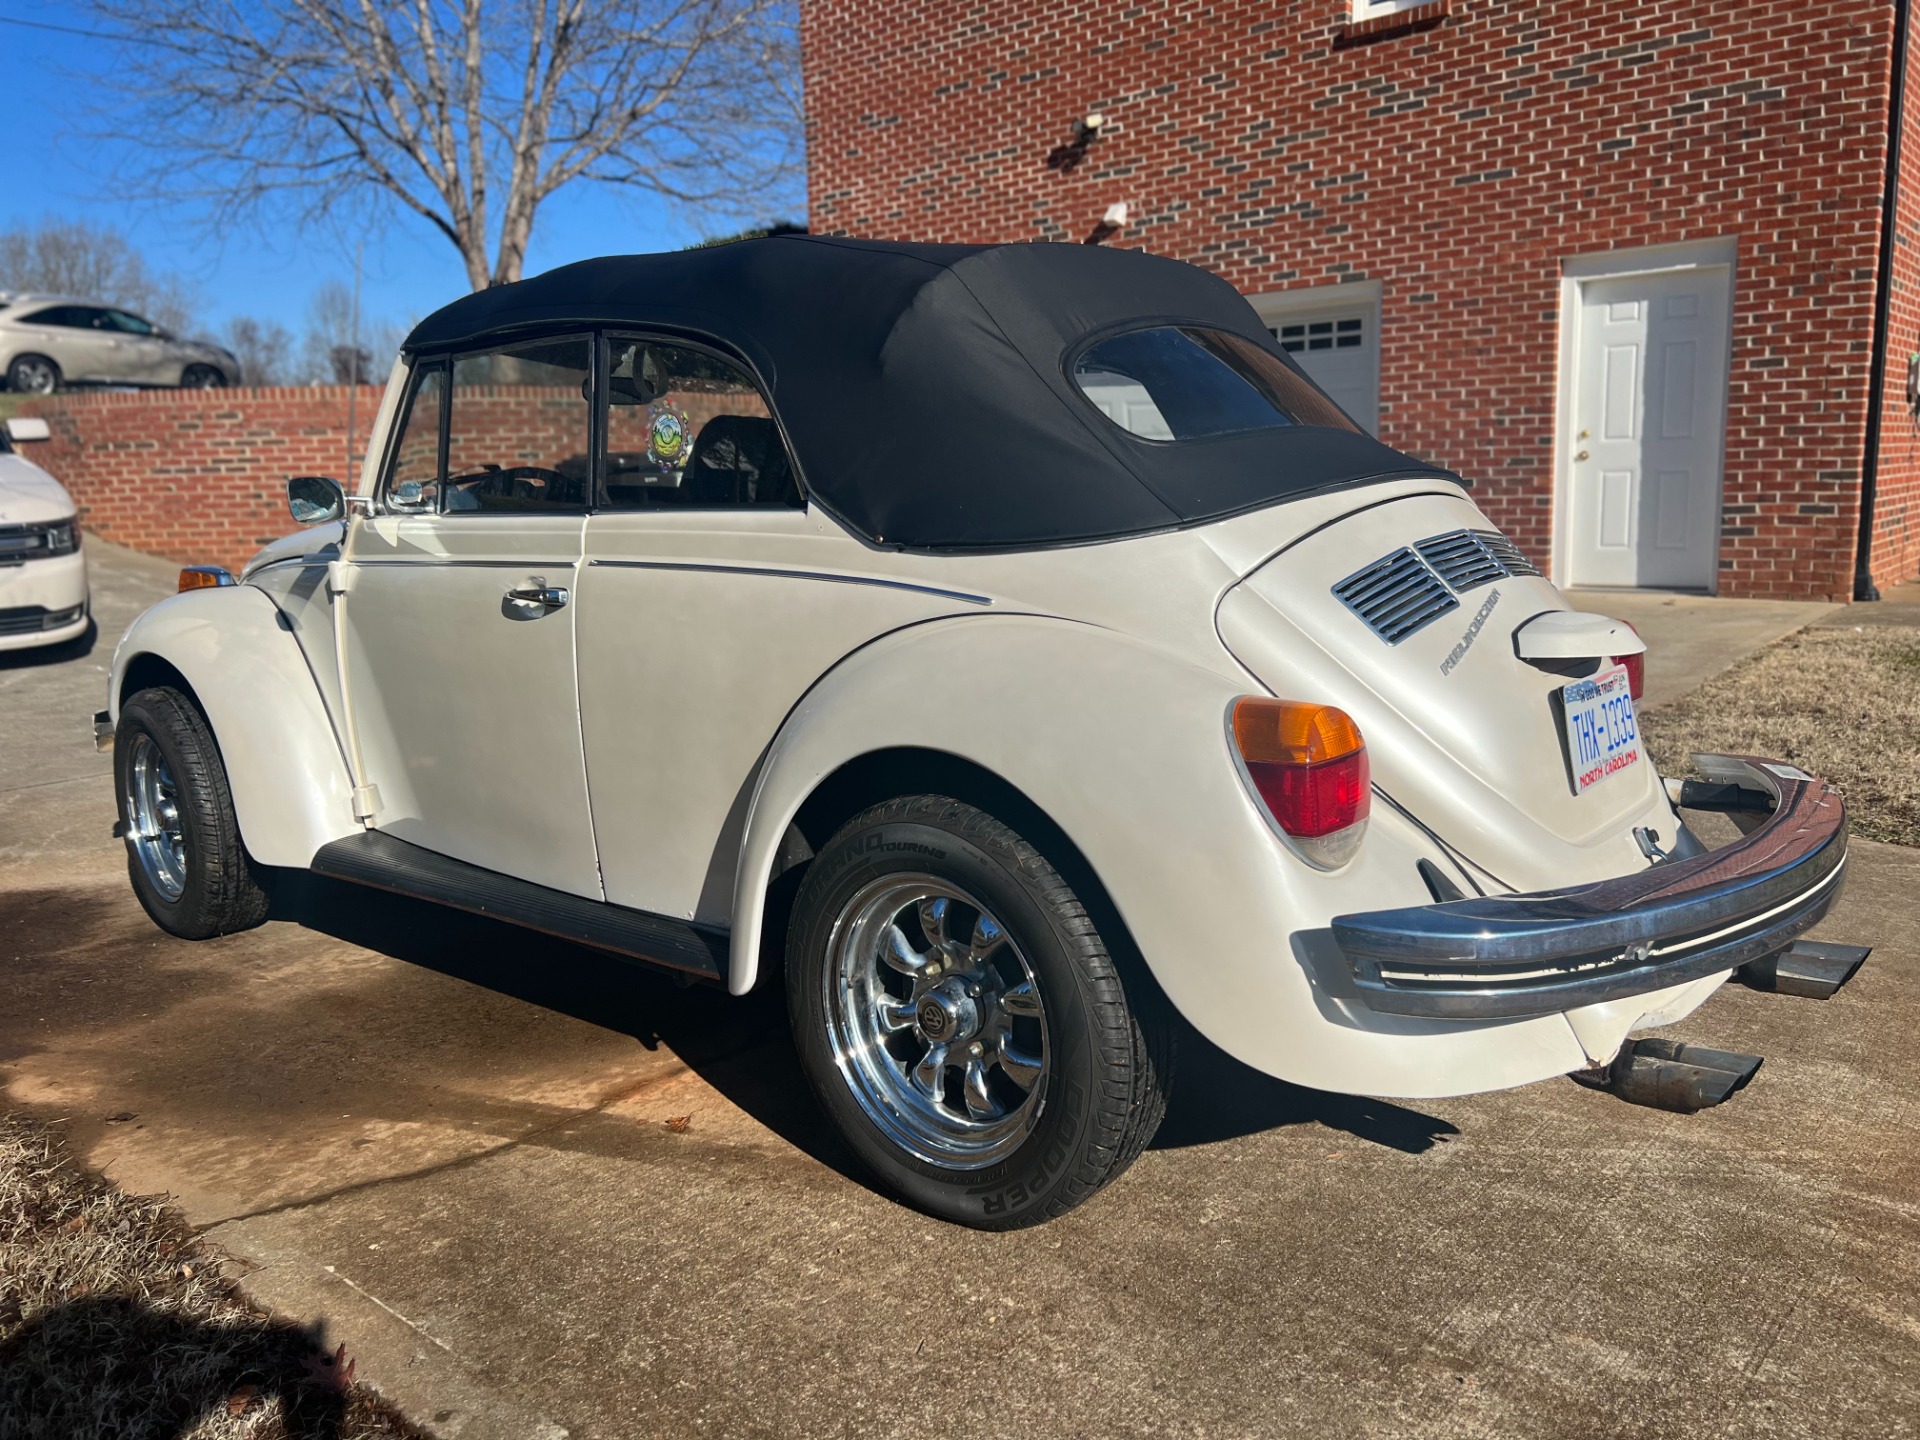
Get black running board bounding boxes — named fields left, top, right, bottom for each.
left=1739, top=940, right=1871, bottom=999
left=311, top=830, right=728, bottom=983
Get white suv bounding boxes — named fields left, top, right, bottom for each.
left=0, top=417, right=88, bottom=651
left=0, top=293, right=240, bottom=393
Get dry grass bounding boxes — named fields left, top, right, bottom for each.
left=0, top=1115, right=431, bottom=1440
left=1640, top=624, right=1920, bottom=847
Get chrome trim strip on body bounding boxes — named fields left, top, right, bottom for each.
left=348, top=558, right=582, bottom=569
left=586, top=559, right=993, bottom=606
left=1332, top=755, right=1849, bottom=1019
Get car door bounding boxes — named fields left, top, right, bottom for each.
left=103, top=309, right=177, bottom=384
left=341, top=337, right=603, bottom=899
left=575, top=336, right=971, bottom=924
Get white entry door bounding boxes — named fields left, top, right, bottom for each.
left=1565, top=268, right=1730, bottom=589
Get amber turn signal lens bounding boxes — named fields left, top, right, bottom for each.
left=1231, top=697, right=1365, bottom=768
left=177, top=566, right=231, bottom=592
left=1232, top=697, right=1371, bottom=866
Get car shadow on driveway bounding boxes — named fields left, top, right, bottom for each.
left=1152, top=1029, right=1460, bottom=1155
left=267, top=873, right=870, bottom=1187
left=274, top=873, right=1458, bottom=1171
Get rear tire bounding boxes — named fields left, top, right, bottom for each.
left=115, top=686, right=271, bottom=939
left=786, top=795, right=1173, bottom=1229
left=6, top=354, right=59, bottom=394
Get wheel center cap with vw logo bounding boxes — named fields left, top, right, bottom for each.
left=914, top=983, right=979, bottom=1045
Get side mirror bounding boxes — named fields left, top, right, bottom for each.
left=287, top=475, right=347, bottom=526
left=4, top=417, right=51, bottom=443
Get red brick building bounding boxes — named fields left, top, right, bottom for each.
left=801, top=0, right=1920, bottom=601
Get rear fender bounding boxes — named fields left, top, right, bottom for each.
left=728, top=614, right=1598, bottom=1099
left=111, top=585, right=356, bottom=868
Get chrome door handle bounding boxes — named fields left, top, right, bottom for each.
left=505, top=583, right=570, bottom=609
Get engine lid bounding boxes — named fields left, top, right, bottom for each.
left=1215, top=490, right=1666, bottom=887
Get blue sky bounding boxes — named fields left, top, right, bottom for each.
left=0, top=3, right=803, bottom=340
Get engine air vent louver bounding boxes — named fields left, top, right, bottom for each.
left=1472, top=528, right=1542, bottom=579
left=1413, top=530, right=1506, bottom=592
left=1332, top=548, right=1460, bottom=644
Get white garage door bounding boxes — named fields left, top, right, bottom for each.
left=1251, top=285, right=1381, bottom=435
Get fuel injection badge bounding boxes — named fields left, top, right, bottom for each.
left=1439, top=586, right=1502, bottom=676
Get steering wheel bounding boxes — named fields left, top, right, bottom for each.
left=448, top=465, right=581, bottom=502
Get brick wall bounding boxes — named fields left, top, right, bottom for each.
left=1871, top=21, right=1920, bottom=593
left=803, top=0, right=1908, bottom=600
left=16, top=383, right=775, bottom=570
left=19, top=387, right=383, bottom=572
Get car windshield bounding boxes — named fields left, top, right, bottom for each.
left=1073, top=325, right=1358, bottom=441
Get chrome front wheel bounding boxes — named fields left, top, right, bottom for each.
left=125, top=732, right=187, bottom=901
left=826, top=875, right=1049, bottom=1169
left=115, top=687, right=271, bottom=939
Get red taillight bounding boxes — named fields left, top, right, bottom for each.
left=1246, top=748, right=1371, bottom=838
left=1609, top=621, right=1646, bottom=701
left=1231, top=698, right=1371, bottom=867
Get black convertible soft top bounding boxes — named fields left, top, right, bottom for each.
left=404, top=235, right=1453, bottom=550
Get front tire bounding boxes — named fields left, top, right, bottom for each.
left=115, top=687, right=271, bottom=939
left=787, top=795, right=1172, bottom=1229
left=180, top=364, right=226, bottom=389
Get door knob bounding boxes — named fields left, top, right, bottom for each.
left=1575, top=449, right=1590, bottom=462
left=505, top=582, right=569, bottom=609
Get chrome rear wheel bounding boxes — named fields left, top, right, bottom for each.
left=788, top=795, right=1174, bottom=1228
left=826, top=875, right=1049, bottom=1169
left=7, top=355, right=57, bottom=394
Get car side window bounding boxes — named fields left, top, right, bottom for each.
left=380, top=364, right=446, bottom=512
left=443, top=337, right=593, bottom=514
left=105, top=309, right=156, bottom=336
left=25, top=306, right=84, bottom=329
left=599, top=339, right=802, bottom=510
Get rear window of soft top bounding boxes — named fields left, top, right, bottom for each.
left=1072, top=325, right=1358, bottom=442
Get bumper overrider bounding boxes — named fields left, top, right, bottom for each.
left=1333, top=756, right=1848, bottom=1020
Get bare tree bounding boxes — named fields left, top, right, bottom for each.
left=221, top=316, right=297, bottom=386
left=0, top=217, right=201, bottom=334
left=82, top=0, right=803, bottom=292
left=297, top=280, right=405, bottom=385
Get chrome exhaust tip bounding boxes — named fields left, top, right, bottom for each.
left=1740, top=940, right=1870, bottom=999
left=1574, top=1037, right=1763, bottom=1114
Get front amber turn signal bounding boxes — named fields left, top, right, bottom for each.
left=178, top=566, right=235, bottom=592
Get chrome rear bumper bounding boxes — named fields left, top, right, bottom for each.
left=1333, top=755, right=1848, bottom=1019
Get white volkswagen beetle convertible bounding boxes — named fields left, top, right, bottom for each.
left=97, top=237, right=1860, bottom=1227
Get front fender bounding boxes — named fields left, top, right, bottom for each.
left=729, top=614, right=1603, bottom=1099
left=111, top=585, right=356, bottom=868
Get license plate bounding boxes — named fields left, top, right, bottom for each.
left=1561, top=664, right=1643, bottom=794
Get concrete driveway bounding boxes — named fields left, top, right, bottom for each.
left=4, top=543, right=1917, bottom=1439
